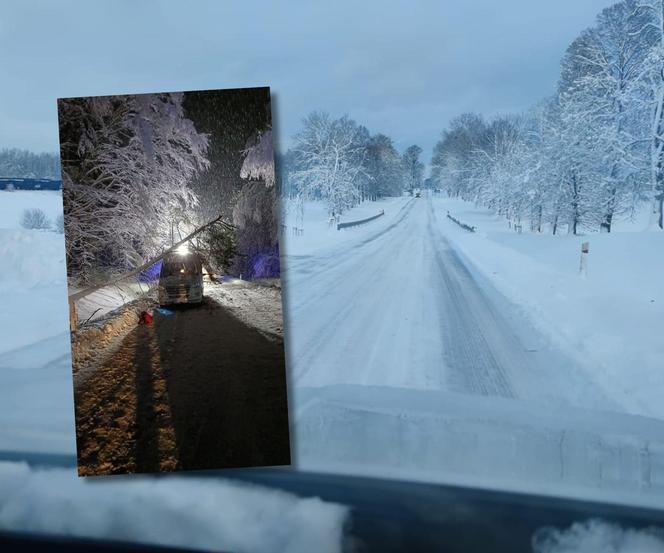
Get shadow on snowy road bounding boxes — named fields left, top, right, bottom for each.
left=74, top=296, right=291, bottom=476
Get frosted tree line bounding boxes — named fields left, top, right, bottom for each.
left=281, top=111, right=423, bottom=216
left=0, top=148, right=60, bottom=179
left=431, top=0, right=664, bottom=233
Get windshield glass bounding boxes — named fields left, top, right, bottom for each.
left=160, top=256, right=201, bottom=278
left=2, top=0, right=664, bottom=550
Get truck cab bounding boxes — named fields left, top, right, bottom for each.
left=158, top=250, right=204, bottom=305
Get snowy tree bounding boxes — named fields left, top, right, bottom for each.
left=431, top=113, right=488, bottom=199
left=0, top=148, right=60, bottom=179
left=20, top=208, right=50, bottom=230
left=282, top=115, right=405, bottom=207
left=58, top=92, right=209, bottom=280
left=363, top=134, right=404, bottom=200
left=627, top=0, right=664, bottom=229
left=290, top=112, right=366, bottom=215
left=402, top=145, right=424, bottom=195
left=54, top=213, right=65, bottom=234
left=182, top=87, right=276, bottom=279
left=557, top=4, right=648, bottom=232
left=530, top=99, right=571, bottom=234
left=429, top=0, right=659, bottom=235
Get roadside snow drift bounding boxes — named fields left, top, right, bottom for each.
left=438, top=197, right=664, bottom=420
left=0, top=191, right=68, bottom=354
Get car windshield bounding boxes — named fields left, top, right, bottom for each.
left=160, top=256, right=201, bottom=277
left=4, top=0, right=664, bottom=550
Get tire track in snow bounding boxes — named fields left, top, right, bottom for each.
left=284, top=199, right=416, bottom=313
left=289, top=195, right=551, bottom=397
left=426, top=199, right=515, bottom=398
left=289, top=213, right=415, bottom=383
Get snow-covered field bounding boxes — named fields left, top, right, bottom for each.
left=0, top=190, right=77, bottom=451
left=0, top=191, right=68, bottom=353
left=0, top=190, right=63, bottom=229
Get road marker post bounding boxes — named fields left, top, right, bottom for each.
left=579, top=241, right=589, bottom=277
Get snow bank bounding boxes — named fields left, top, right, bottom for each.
left=0, top=228, right=68, bottom=353
left=0, top=229, right=66, bottom=288
left=74, top=283, right=150, bottom=324
left=0, top=341, right=74, bottom=454
left=0, top=190, right=68, bottom=352
left=0, top=462, right=348, bottom=553
left=0, top=190, right=63, bottom=230
left=532, top=519, right=664, bottom=553
left=0, top=190, right=71, bottom=448
left=436, top=197, right=664, bottom=420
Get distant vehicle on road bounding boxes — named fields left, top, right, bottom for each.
left=158, top=249, right=204, bottom=306
left=415, top=191, right=421, bottom=198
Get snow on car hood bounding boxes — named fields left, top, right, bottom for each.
left=532, top=519, right=664, bottom=553
left=0, top=461, right=348, bottom=553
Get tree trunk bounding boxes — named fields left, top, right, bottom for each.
left=570, top=173, right=580, bottom=236
left=600, top=187, right=616, bottom=234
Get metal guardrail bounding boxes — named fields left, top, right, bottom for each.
left=280, top=224, right=303, bottom=236
left=446, top=211, right=476, bottom=233
left=337, top=210, right=385, bottom=231
left=0, top=177, right=61, bottom=191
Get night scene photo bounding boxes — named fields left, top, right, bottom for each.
left=57, top=87, right=290, bottom=476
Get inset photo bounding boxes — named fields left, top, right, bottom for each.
left=57, top=87, right=290, bottom=476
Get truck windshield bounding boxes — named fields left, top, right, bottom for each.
left=160, top=257, right=200, bottom=277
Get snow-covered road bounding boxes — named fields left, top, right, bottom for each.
left=286, top=194, right=616, bottom=411
left=285, top=194, right=664, bottom=505
left=73, top=281, right=290, bottom=475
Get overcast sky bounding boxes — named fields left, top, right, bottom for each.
left=0, top=0, right=616, bottom=162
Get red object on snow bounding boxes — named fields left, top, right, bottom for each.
left=140, top=310, right=154, bottom=325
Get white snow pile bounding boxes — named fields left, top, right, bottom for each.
left=0, top=461, right=348, bottom=553
left=0, top=191, right=69, bottom=354
left=532, top=519, right=664, bottom=553
left=0, top=229, right=66, bottom=288
left=73, top=282, right=150, bottom=324
left=0, top=190, right=66, bottom=288
left=0, top=337, right=74, bottom=454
